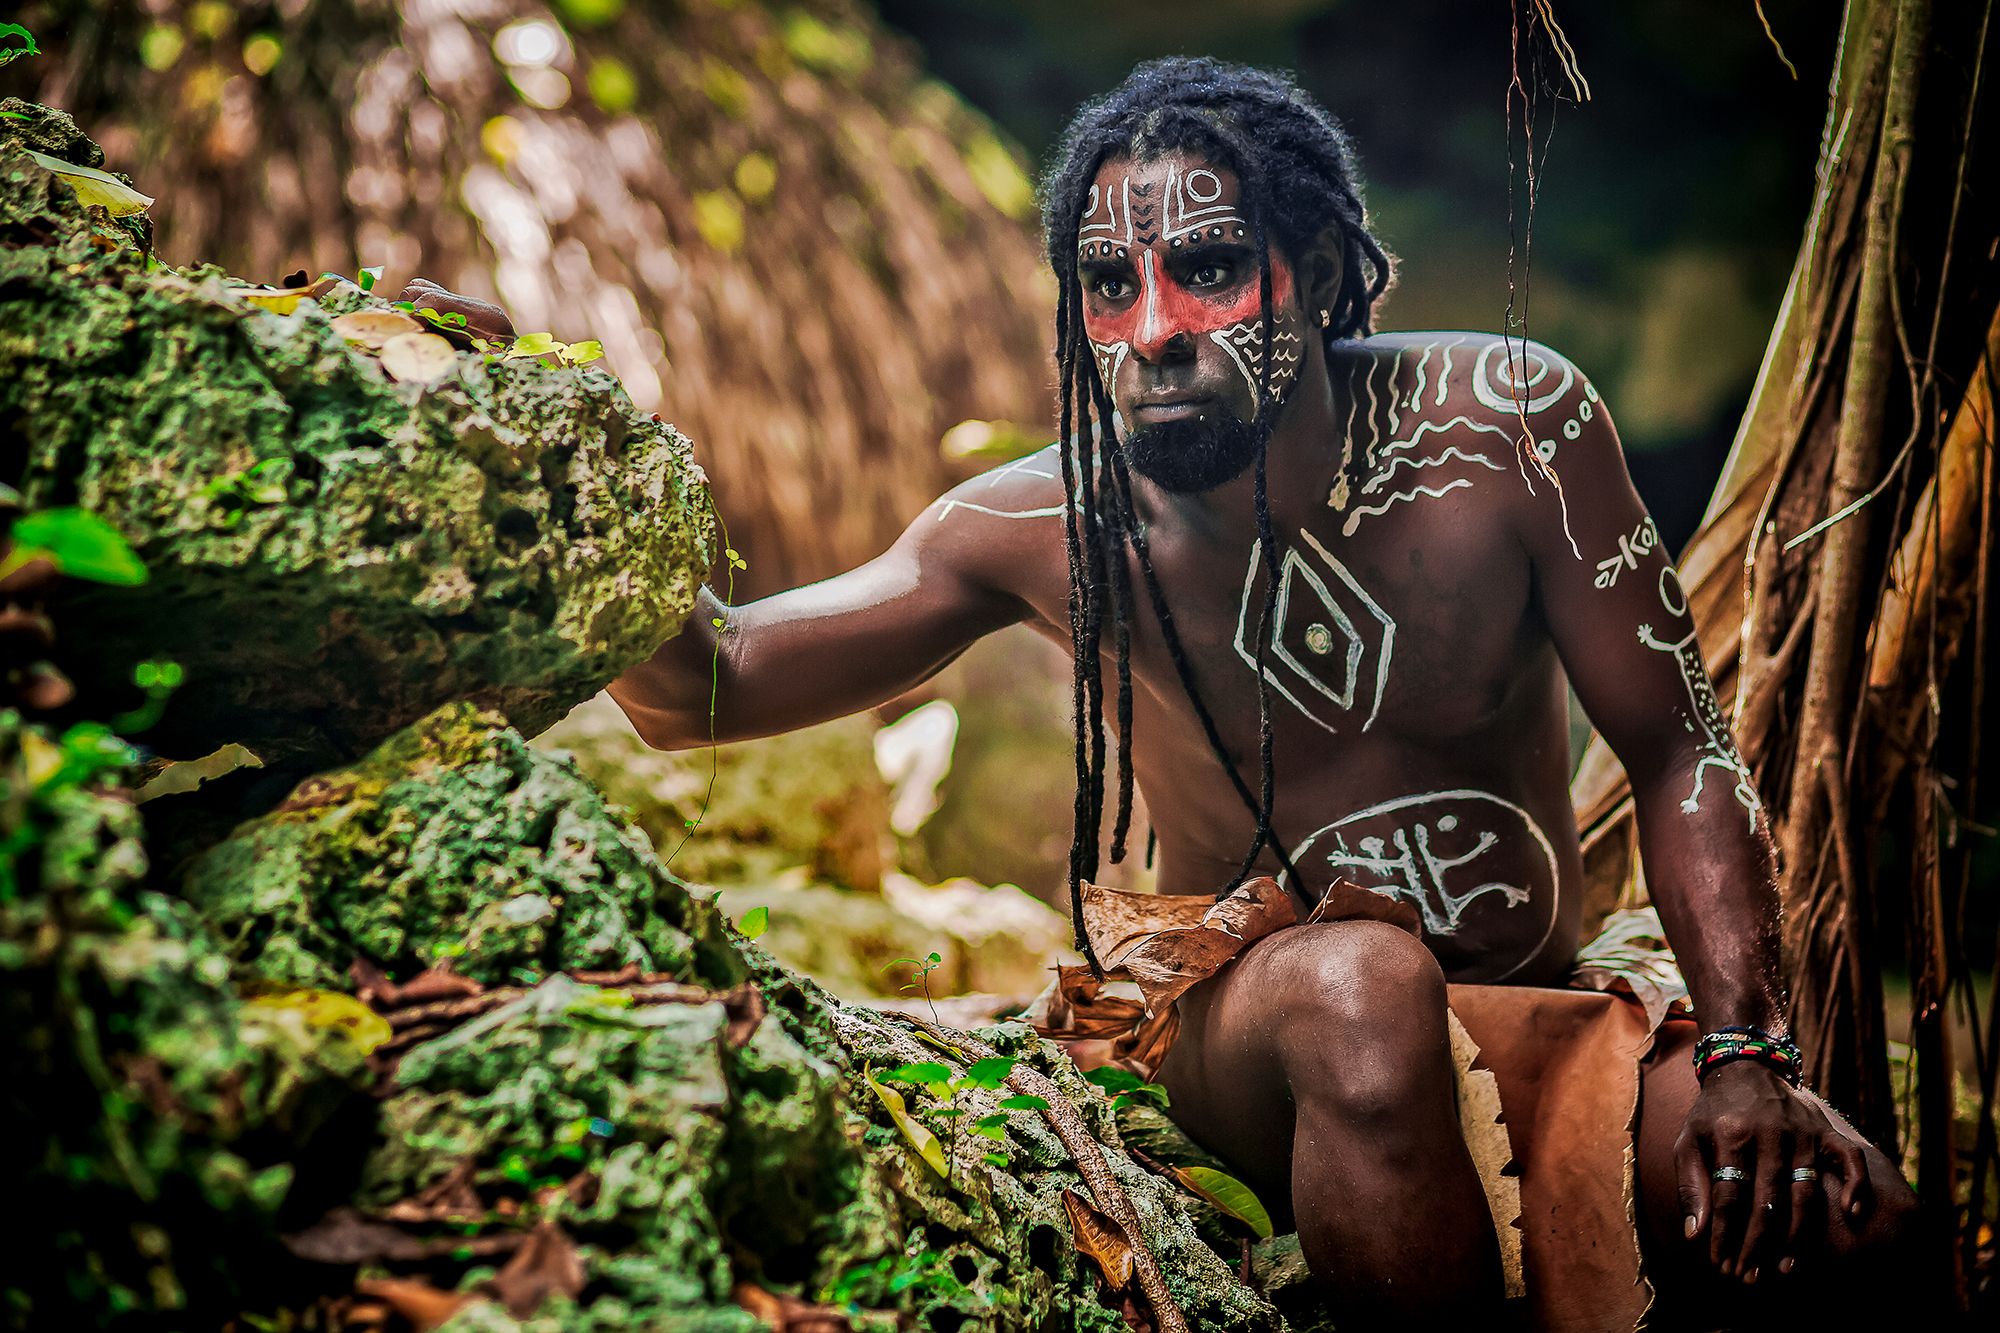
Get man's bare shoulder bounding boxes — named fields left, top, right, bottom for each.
left=921, top=444, right=1072, bottom=528
left=1324, top=332, right=1610, bottom=542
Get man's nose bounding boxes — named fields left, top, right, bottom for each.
left=1130, top=252, right=1194, bottom=363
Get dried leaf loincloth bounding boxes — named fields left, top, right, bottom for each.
left=1027, top=879, right=1694, bottom=1332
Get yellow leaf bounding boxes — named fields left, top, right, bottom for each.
left=241, top=289, right=309, bottom=316
left=243, top=988, right=393, bottom=1054
left=25, top=150, right=154, bottom=217
left=1061, top=1189, right=1135, bottom=1289
left=864, top=1068, right=947, bottom=1180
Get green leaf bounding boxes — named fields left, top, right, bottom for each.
left=0, top=23, right=40, bottom=69
left=864, top=1068, right=947, bottom=1180
left=4, top=508, right=148, bottom=586
left=997, top=1094, right=1048, bottom=1112
left=879, top=1061, right=952, bottom=1087
left=960, top=1056, right=1017, bottom=1090
left=1082, top=1066, right=1144, bottom=1095
left=1172, top=1166, right=1275, bottom=1239
left=358, top=265, right=383, bottom=292
left=982, top=1151, right=1011, bottom=1169
left=969, top=1113, right=1009, bottom=1140
left=564, top=339, right=605, bottom=364
left=737, top=905, right=768, bottom=940
left=507, top=331, right=561, bottom=358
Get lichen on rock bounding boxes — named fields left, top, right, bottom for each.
left=0, top=112, right=712, bottom=763
left=184, top=703, right=744, bottom=992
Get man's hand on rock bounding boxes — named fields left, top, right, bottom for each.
left=1674, top=1060, right=1872, bottom=1284
left=397, top=278, right=517, bottom=344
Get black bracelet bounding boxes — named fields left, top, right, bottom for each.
left=1692, top=1025, right=1803, bottom=1087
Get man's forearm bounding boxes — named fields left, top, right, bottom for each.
left=1631, top=758, right=1786, bottom=1034
left=606, top=586, right=729, bottom=750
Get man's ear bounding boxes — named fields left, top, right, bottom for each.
left=1298, top=228, right=1345, bottom=326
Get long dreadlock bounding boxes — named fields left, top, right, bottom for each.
left=1042, top=59, right=1395, bottom=973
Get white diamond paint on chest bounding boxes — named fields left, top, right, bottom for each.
left=1234, top=531, right=1395, bottom=733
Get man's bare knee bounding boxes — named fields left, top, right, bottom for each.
left=1273, top=922, right=1452, bottom=1122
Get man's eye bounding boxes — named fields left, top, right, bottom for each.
left=1190, top=263, right=1230, bottom=287
left=1094, top=276, right=1130, bottom=300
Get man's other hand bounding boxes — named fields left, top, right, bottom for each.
left=1673, top=1061, right=1872, bottom=1283
left=397, top=278, right=517, bottom=344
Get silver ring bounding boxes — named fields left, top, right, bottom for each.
left=1790, top=1166, right=1819, bottom=1183
left=1711, top=1166, right=1749, bottom=1183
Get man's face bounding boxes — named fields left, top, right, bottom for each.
left=1077, top=152, right=1307, bottom=490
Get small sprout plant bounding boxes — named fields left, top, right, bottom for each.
left=872, top=1052, right=1042, bottom=1182
left=886, top=950, right=943, bottom=1024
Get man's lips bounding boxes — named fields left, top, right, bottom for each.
left=1131, top=394, right=1214, bottom=422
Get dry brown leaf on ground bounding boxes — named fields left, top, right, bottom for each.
left=730, top=1281, right=855, bottom=1331
left=480, top=1220, right=586, bottom=1318
left=282, top=1206, right=521, bottom=1266
left=1063, top=1188, right=1136, bottom=1290
left=354, top=1277, right=470, bottom=1332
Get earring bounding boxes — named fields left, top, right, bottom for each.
left=1318, top=309, right=1331, bottom=328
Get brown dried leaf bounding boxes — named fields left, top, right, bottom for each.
left=379, top=332, right=460, bottom=385
left=1089, top=877, right=1298, bottom=1015
left=717, top=978, right=768, bottom=1048
left=480, top=1220, right=586, bottom=1318
left=730, top=1281, right=855, bottom=1331
left=330, top=309, right=424, bottom=349
left=379, top=1160, right=485, bottom=1225
left=355, top=1277, right=469, bottom=1333
left=1063, top=1188, right=1135, bottom=1291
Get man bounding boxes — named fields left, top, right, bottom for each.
left=605, top=59, right=1915, bottom=1330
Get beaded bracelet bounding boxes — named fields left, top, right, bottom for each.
left=1693, top=1025, right=1803, bottom=1087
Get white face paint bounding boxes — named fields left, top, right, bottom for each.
left=1593, top=516, right=1660, bottom=590
left=1635, top=567, right=1761, bottom=825
left=1288, top=788, right=1562, bottom=977
left=1233, top=531, right=1396, bottom=733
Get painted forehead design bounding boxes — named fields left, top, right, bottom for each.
left=1077, top=163, right=1251, bottom=259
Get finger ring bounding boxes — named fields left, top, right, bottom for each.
left=1711, top=1166, right=1748, bottom=1183
left=1763, top=1201, right=1776, bottom=1212
left=1790, top=1166, right=1819, bottom=1182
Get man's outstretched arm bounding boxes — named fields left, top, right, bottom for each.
left=1515, top=351, right=1870, bottom=1281
left=609, top=457, right=1056, bottom=749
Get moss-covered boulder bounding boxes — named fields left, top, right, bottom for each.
left=0, top=108, right=711, bottom=765
left=0, top=711, right=370, bottom=1328
left=177, top=705, right=1285, bottom=1332
left=183, top=703, right=746, bottom=992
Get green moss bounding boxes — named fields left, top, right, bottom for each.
left=183, top=703, right=745, bottom=990
left=0, top=711, right=365, bottom=1327
left=0, top=113, right=711, bottom=763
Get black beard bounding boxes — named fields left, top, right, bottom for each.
left=1121, top=408, right=1262, bottom=494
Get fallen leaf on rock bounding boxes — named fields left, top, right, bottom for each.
left=1169, top=1166, right=1274, bottom=1239
left=241, top=288, right=310, bottom=315
left=731, top=1281, right=855, bottom=1331
left=242, top=986, right=393, bottom=1054
left=351, top=959, right=484, bottom=1010
left=863, top=1067, right=947, bottom=1180
left=355, top=1277, right=470, bottom=1333
left=282, top=1206, right=520, bottom=1265
left=480, top=1220, right=586, bottom=1318
left=1063, top=1188, right=1135, bottom=1290
left=330, top=309, right=423, bottom=349
left=718, top=978, right=768, bottom=1048
left=24, top=149, right=153, bottom=215
left=380, top=332, right=460, bottom=385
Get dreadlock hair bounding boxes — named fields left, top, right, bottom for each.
left=1042, top=57, right=1395, bottom=973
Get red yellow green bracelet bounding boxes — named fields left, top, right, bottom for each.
left=1693, top=1025, right=1803, bottom=1087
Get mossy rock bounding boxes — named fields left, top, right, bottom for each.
left=0, top=711, right=368, bottom=1328
left=182, top=703, right=746, bottom=992
left=0, top=107, right=712, bottom=765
